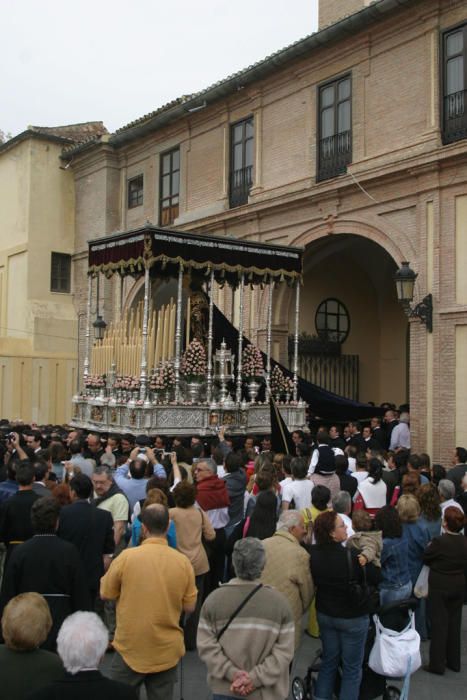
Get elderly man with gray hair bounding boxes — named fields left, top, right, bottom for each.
left=439, top=479, right=464, bottom=519
left=198, top=537, right=294, bottom=700
left=260, top=510, right=314, bottom=650
left=332, top=490, right=355, bottom=539
left=29, top=611, right=137, bottom=699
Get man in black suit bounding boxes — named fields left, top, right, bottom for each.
left=29, top=611, right=137, bottom=700
left=32, top=460, right=51, bottom=498
left=58, top=474, right=114, bottom=602
left=348, top=422, right=366, bottom=452
left=383, top=409, right=399, bottom=450
left=446, top=447, right=467, bottom=496
left=370, top=416, right=386, bottom=450
left=362, top=426, right=381, bottom=451
left=0, top=497, right=90, bottom=650
left=329, top=425, right=346, bottom=451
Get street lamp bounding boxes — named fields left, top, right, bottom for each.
left=92, top=273, right=107, bottom=341
left=93, top=314, right=107, bottom=341
left=394, top=261, right=432, bottom=333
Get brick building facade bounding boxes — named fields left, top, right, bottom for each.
left=64, top=0, right=467, bottom=463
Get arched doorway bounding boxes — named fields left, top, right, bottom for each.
left=291, top=234, right=408, bottom=406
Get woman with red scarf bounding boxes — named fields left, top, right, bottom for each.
left=194, top=458, right=230, bottom=596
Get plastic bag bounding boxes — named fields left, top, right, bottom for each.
left=369, top=610, right=421, bottom=678
left=414, top=565, right=429, bottom=599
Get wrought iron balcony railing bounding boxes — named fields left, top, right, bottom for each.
left=229, top=165, right=253, bottom=208
left=317, top=130, right=352, bottom=182
left=443, top=89, right=467, bottom=144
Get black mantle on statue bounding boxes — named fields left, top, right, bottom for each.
left=212, top=305, right=383, bottom=422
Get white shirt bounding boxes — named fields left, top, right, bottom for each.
left=441, top=499, right=464, bottom=515
left=282, top=479, right=313, bottom=510
left=347, top=457, right=356, bottom=473
left=351, top=471, right=369, bottom=484
left=340, top=512, right=355, bottom=540
left=279, top=476, right=293, bottom=490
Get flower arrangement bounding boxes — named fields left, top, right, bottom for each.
left=84, top=374, right=106, bottom=389
left=181, top=339, right=207, bottom=381
left=242, top=344, right=264, bottom=381
left=114, top=375, right=140, bottom=391
left=271, top=365, right=294, bottom=396
left=150, top=362, right=175, bottom=391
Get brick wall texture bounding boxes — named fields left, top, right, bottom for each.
left=70, top=0, right=467, bottom=465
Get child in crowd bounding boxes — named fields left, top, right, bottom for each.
left=346, top=510, right=382, bottom=567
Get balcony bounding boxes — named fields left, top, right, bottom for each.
left=229, top=165, right=253, bottom=208
left=317, top=130, right=352, bottom=182
left=443, top=89, right=467, bottom=144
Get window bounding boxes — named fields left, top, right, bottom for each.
left=317, top=75, right=352, bottom=181
left=442, top=24, right=467, bottom=144
left=159, top=148, right=180, bottom=226
left=315, top=298, right=350, bottom=343
left=127, top=175, right=144, bottom=208
left=51, top=252, right=71, bottom=293
left=229, top=117, right=254, bottom=208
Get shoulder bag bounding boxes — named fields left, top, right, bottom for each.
left=216, top=584, right=262, bottom=641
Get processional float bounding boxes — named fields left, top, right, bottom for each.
left=71, top=225, right=307, bottom=436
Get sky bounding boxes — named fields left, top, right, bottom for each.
left=2, top=0, right=319, bottom=138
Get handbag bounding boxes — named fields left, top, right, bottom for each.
left=413, top=564, right=429, bottom=599
left=346, top=549, right=379, bottom=612
left=369, top=610, right=421, bottom=678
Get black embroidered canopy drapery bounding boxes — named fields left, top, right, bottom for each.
left=88, top=225, right=303, bottom=286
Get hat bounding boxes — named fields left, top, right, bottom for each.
left=315, top=445, right=336, bottom=475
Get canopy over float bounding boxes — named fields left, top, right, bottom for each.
left=71, top=225, right=307, bottom=436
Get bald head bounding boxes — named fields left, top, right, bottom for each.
left=140, top=503, right=169, bottom=536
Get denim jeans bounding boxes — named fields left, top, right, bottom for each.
left=212, top=696, right=236, bottom=700
left=314, top=612, right=369, bottom=700
left=379, top=580, right=413, bottom=607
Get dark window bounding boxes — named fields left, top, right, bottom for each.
left=229, top=117, right=254, bottom=208
left=317, top=75, right=352, bottom=181
left=127, top=175, right=144, bottom=208
left=315, top=298, right=350, bottom=343
left=159, top=148, right=180, bottom=226
left=51, top=252, right=71, bottom=293
left=442, top=24, right=467, bottom=144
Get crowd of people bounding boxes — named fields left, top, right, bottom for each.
left=0, top=409, right=466, bottom=699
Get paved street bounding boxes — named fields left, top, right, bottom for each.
left=101, top=608, right=467, bottom=699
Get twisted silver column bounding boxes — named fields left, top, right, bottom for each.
left=236, top=275, right=245, bottom=404
left=139, top=266, right=150, bottom=400
left=266, top=280, right=273, bottom=397
left=174, top=263, right=184, bottom=403
left=83, top=274, right=92, bottom=383
left=293, top=279, right=300, bottom=402
left=207, top=269, right=215, bottom=404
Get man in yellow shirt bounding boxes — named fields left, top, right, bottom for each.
left=100, top=504, right=197, bottom=700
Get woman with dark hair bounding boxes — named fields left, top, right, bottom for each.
left=374, top=506, right=411, bottom=605
left=417, top=482, right=442, bottom=539
left=244, top=490, right=278, bottom=540
left=310, top=510, right=381, bottom=700
left=431, top=463, right=446, bottom=487
left=354, top=458, right=387, bottom=518
left=169, top=481, right=215, bottom=650
left=423, top=506, right=467, bottom=674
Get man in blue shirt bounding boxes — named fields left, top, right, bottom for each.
left=114, top=447, right=166, bottom=511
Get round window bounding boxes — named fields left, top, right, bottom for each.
left=315, top=298, right=350, bottom=343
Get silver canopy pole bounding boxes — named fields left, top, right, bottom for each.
left=174, top=263, right=184, bottom=404
left=293, top=279, right=300, bottom=402
left=83, top=274, right=92, bottom=383
left=266, top=280, right=273, bottom=398
left=236, top=274, right=245, bottom=404
left=206, top=269, right=215, bottom=404
left=139, top=266, right=150, bottom=400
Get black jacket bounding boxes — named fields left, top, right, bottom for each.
left=28, top=670, right=137, bottom=700
left=58, top=500, right=115, bottom=594
left=310, top=542, right=381, bottom=618
left=0, top=535, right=91, bottom=650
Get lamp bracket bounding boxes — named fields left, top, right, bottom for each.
left=404, top=293, right=433, bottom=333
